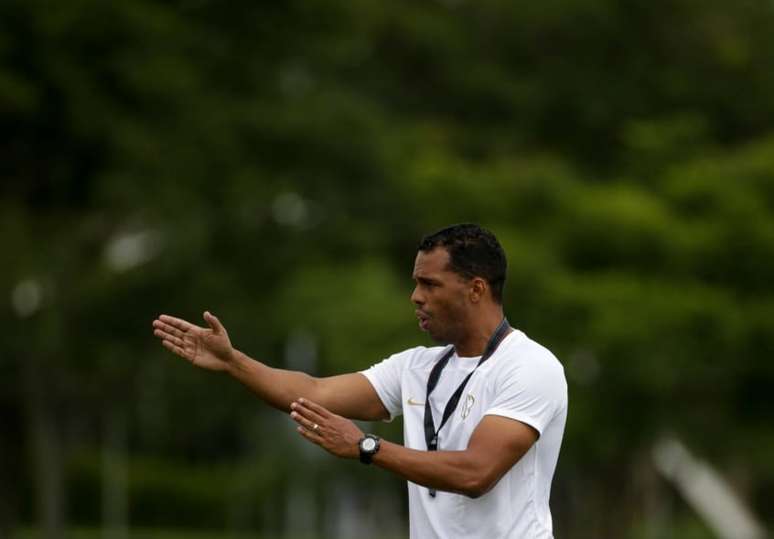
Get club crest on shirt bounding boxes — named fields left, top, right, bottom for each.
left=461, top=393, right=475, bottom=419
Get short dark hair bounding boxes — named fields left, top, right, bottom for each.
left=418, top=224, right=507, bottom=304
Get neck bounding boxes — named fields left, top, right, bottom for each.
left=453, top=307, right=508, bottom=357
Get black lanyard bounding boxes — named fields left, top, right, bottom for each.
left=423, top=318, right=511, bottom=497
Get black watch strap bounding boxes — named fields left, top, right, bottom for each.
left=358, top=434, right=381, bottom=465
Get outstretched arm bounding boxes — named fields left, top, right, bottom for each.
left=152, top=312, right=389, bottom=421
left=290, top=398, right=538, bottom=498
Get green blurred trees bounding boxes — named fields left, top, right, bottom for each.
left=2, top=0, right=774, bottom=537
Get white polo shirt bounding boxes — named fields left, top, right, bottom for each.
left=361, top=330, right=567, bottom=539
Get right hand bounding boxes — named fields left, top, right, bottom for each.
left=152, top=311, right=234, bottom=372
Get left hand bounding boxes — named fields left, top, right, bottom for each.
left=290, top=398, right=364, bottom=459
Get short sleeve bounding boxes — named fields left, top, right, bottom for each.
left=484, top=347, right=567, bottom=436
left=360, top=349, right=413, bottom=420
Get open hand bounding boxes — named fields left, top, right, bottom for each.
left=152, top=311, right=233, bottom=372
left=290, top=398, right=363, bottom=459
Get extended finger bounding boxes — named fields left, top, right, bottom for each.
left=154, top=329, right=184, bottom=348
left=161, top=339, right=188, bottom=359
left=297, top=425, right=323, bottom=445
left=298, top=398, right=332, bottom=419
left=159, top=314, right=196, bottom=332
left=292, top=400, right=325, bottom=424
left=153, top=320, right=186, bottom=339
left=203, top=311, right=225, bottom=334
left=290, top=410, right=321, bottom=432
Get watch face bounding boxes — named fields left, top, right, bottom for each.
left=361, top=438, right=377, bottom=452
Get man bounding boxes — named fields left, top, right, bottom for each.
left=152, top=224, right=567, bottom=538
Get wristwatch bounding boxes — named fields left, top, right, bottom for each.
left=358, top=434, right=381, bottom=465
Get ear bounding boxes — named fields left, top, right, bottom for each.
left=469, top=277, right=488, bottom=304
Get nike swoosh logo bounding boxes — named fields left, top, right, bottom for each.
left=407, top=397, right=425, bottom=406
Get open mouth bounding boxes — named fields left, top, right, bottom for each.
left=416, top=310, right=430, bottom=330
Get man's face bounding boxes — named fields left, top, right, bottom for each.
left=411, top=247, right=471, bottom=344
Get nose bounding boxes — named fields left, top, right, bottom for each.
left=411, top=285, right=424, bottom=306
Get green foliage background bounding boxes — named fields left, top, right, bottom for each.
left=2, top=0, right=773, bottom=537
